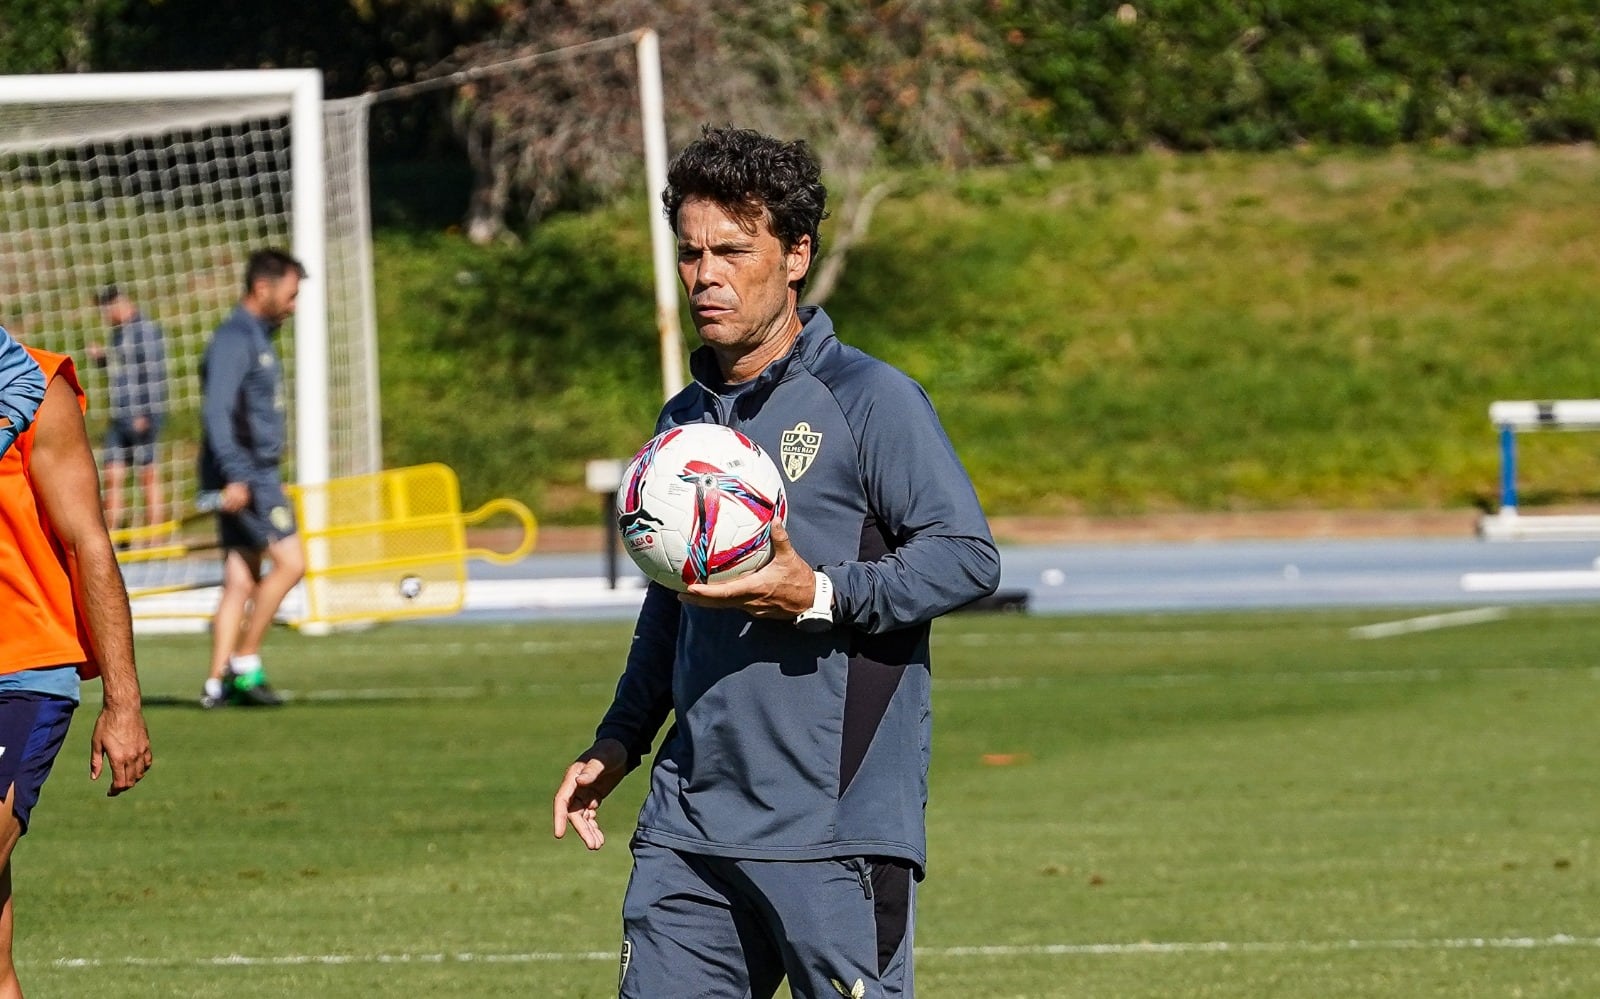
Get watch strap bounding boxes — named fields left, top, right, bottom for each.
left=795, top=570, right=834, bottom=630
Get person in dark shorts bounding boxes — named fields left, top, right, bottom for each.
left=197, top=248, right=308, bottom=709
left=0, top=341, right=154, bottom=996
left=88, top=285, right=169, bottom=540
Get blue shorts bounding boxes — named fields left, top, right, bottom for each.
left=216, top=476, right=298, bottom=551
left=0, top=694, right=75, bottom=835
left=102, top=415, right=162, bottom=467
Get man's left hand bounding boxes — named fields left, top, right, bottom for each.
left=681, top=521, right=817, bottom=619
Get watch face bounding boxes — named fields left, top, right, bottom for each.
left=795, top=614, right=833, bottom=633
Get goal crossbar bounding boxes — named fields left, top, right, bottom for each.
left=0, top=69, right=392, bottom=615
left=0, top=69, right=331, bottom=488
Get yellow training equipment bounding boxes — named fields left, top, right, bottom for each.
left=288, top=463, right=536, bottom=627
left=112, top=464, right=535, bottom=627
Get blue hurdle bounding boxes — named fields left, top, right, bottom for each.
left=1479, top=400, right=1600, bottom=541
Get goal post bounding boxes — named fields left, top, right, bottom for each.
left=370, top=27, right=685, bottom=399
left=0, top=69, right=382, bottom=597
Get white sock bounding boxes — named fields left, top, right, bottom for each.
left=229, top=654, right=262, bottom=676
left=204, top=677, right=224, bottom=700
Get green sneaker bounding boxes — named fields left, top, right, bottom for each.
left=228, top=669, right=285, bottom=707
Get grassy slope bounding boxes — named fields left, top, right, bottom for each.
left=374, top=144, right=1600, bottom=523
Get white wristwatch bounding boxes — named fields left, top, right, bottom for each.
left=795, top=570, right=835, bottom=632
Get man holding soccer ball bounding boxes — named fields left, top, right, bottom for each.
left=553, top=125, right=1000, bottom=998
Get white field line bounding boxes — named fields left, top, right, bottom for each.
left=48, top=934, right=1600, bottom=970
left=1462, top=569, right=1600, bottom=591
left=1347, top=606, right=1508, bottom=640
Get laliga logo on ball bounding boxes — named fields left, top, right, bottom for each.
left=615, top=424, right=787, bottom=592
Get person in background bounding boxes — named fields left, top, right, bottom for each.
left=552, top=126, right=1001, bottom=999
left=0, top=335, right=154, bottom=996
left=88, top=285, right=170, bottom=542
left=197, top=249, right=307, bottom=709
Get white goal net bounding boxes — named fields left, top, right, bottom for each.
left=0, top=70, right=381, bottom=604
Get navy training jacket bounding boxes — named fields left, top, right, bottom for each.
left=105, top=313, right=169, bottom=422
left=199, top=305, right=287, bottom=484
left=596, top=306, right=1001, bottom=875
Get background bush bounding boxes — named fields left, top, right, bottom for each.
left=995, top=0, right=1600, bottom=153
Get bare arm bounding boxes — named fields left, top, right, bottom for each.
left=29, top=374, right=152, bottom=795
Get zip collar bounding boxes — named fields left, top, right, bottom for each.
left=687, top=305, right=836, bottom=395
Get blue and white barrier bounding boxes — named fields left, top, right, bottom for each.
left=1479, top=400, right=1600, bottom=541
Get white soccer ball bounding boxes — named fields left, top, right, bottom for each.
left=616, top=424, right=788, bottom=592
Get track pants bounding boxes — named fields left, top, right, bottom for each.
left=619, top=839, right=916, bottom=999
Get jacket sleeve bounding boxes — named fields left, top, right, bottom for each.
left=824, top=374, right=1001, bottom=633
left=593, top=581, right=681, bottom=771
left=200, top=333, right=255, bottom=483
left=135, top=320, right=169, bottom=418
left=0, top=329, right=45, bottom=459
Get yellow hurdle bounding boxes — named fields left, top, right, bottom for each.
left=289, top=463, right=536, bottom=628
left=113, top=463, right=537, bottom=628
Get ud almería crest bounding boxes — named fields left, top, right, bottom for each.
left=780, top=421, right=822, bottom=481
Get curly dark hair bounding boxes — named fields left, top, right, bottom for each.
left=243, top=248, right=307, bottom=295
left=663, top=125, right=829, bottom=290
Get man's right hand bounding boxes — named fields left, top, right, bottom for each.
left=220, top=481, right=251, bottom=514
left=553, top=738, right=629, bottom=850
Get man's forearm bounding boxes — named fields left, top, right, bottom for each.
left=69, top=537, right=142, bottom=710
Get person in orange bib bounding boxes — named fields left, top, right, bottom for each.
left=0, top=340, right=153, bottom=996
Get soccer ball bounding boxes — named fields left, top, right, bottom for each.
left=616, top=424, right=787, bottom=592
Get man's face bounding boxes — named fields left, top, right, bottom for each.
left=101, top=298, right=132, bottom=326
left=256, top=272, right=302, bottom=328
left=675, top=196, right=810, bottom=356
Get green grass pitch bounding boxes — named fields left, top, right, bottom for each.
left=20, top=605, right=1600, bottom=997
